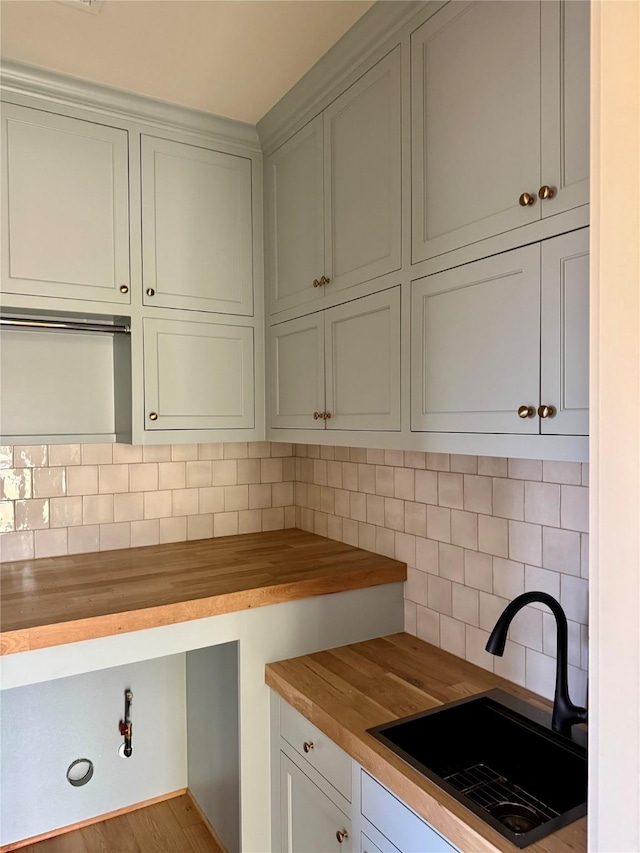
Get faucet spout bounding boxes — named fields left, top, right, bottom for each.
left=485, top=591, right=587, bottom=737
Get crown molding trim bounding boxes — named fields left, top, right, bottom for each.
left=0, top=60, right=261, bottom=152
left=257, top=0, right=429, bottom=153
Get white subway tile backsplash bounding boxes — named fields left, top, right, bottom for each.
left=427, top=575, right=452, bottom=615
left=406, top=567, right=429, bottom=607
left=426, top=453, right=449, bottom=472
left=83, top=494, right=113, bottom=525
left=14, top=445, right=48, bottom=468
left=131, top=519, right=160, bottom=548
left=463, top=475, right=492, bottom=515
left=524, top=481, right=560, bottom=527
left=416, top=536, right=439, bottom=574
left=68, top=524, right=99, bottom=554
left=142, top=445, right=171, bottom=463
left=158, top=462, right=186, bottom=491
left=494, top=640, right=526, bottom=687
left=82, top=443, right=113, bottom=465
left=478, top=456, right=508, bottom=477
left=15, top=498, right=50, bottom=531
left=33, top=467, right=66, bottom=498
left=464, top=550, right=493, bottom=593
left=493, top=477, right=524, bottom=521
left=427, top=505, right=451, bottom=543
left=439, top=543, right=464, bottom=583
left=129, top=463, right=159, bottom=492
left=416, top=606, right=440, bottom=645
left=452, top=583, right=479, bottom=626
left=0, top=468, right=32, bottom=500
left=98, top=464, right=129, bottom=494
left=394, top=467, right=415, bottom=501
left=438, top=472, right=464, bottom=509
left=561, top=485, right=589, bottom=533
left=450, top=454, right=478, bottom=474
left=415, top=470, right=438, bottom=505
left=508, top=458, right=542, bottom=481
left=508, top=520, right=542, bottom=566
left=440, top=614, right=466, bottom=657
left=0, top=530, right=34, bottom=561
left=561, top=575, right=589, bottom=625
left=0, top=501, right=15, bottom=533
left=49, top=444, right=81, bottom=467
left=493, top=557, right=525, bottom=600
left=405, top=502, right=427, bottom=537
left=374, top=465, right=394, bottom=497
left=524, top=565, right=561, bottom=602
left=0, top=447, right=13, bottom=468
left=451, top=509, right=478, bottom=551
left=465, top=625, right=494, bottom=671
left=35, top=527, right=67, bottom=558
left=542, top=526, right=581, bottom=575
left=543, top=460, right=582, bottom=485
left=478, top=515, right=508, bottom=558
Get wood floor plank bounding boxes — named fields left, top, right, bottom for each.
left=79, top=814, right=143, bottom=853
left=125, top=801, right=193, bottom=853
left=182, top=824, right=225, bottom=853
left=167, top=795, right=202, bottom=829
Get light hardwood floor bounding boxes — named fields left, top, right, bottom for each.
left=19, top=796, right=225, bottom=853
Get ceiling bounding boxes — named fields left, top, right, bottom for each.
left=0, top=0, right=374, bottom=125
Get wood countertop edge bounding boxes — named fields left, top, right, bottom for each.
left=0, top=562, right=406, bottom=656
left=265, top=645, right=586, bottom=853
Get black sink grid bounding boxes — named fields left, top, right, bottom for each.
left=367, top=689, right=587, bottom=849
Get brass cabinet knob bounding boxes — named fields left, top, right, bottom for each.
left=538, top=185, right=556, bottom=200
left=313, top=276, right=330, bottom=288
left=538, top=404, right=556, bottom=418
left=302, top=741, right=314, bottom=753
left=336, top=830, right=349, bottom=844
left=519, top=192, right=535, bottom=207
left=146, top=288, right=155, bottom=297
left=322, top=412, right=332, bottom=420
left=119, top=285, right=129, bottom=294
left=313, top=279, right=321, bottom=288
left=517, top=405, right=535, bottom=419
left=320, top=275, right=331, bottom=286
left=313, top=411, right=322, bottom=420
left=149, top=412, right=158, bottom=421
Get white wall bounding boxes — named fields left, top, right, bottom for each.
left=590, top=1, right=640, bottom=849
left=0, top=654, right=187, bottom=846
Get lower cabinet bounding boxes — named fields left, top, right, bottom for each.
left=270, top=287, right=401, bottom=431
left=280, top=754, right=352, bottom=853
left=271, top=696, right=459, bottom=853
left=411, top=228, right=589, bottom=436
left=143, top=317, right=254, bottom=431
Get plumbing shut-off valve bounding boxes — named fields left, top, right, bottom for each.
left=119, top=689, right=133, bottom=757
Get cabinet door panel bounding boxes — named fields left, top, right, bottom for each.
left=270, top=314, right=325, bottom=430
left=144, top=319, right=254, bottom=430
left=411, top=1, right=541, bottom=262
left=324, top=48, right=401, bottom=292
left=541, top=1, right=590, bottom=216
left=541, top=229, right=589, bottom=435
left=142, top=136, right=253, bottom=315
left=266, top=117, right=324, bottom=314
left=411, top=246, right=541, bottom=433
left=325, top=288, right=400, bottom=431
left=280, top=754, right=351, bottom=853
left=1, top=104, right=130, bottom=303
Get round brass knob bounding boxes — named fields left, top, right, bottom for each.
left=303, top=741, right=314, bottom=753
left=322, top=412, right=332, bottom=420
left=538, top=404, right=556, bottom=418
left=538, top=185, right=556, bottom=200
left=517, top=405, right=535, bottom=419
left=313, top=411, right=321, bottom=420
left=313, top=279, right=321, bottom=288
left=146, top=288, right=155, bottom=297
left=320, top=275, right=331, bottom=286
left=519, top=192, right=535, bottom=207
left=149, top=412, right=158, bottom=421
left=119, top=285, right=129, bottom=294
left=336, top=830, right=349, bottom=844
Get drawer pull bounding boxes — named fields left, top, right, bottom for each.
left=538, top=184, right=556, bottom=200
left=517, top=405, right=535, bottom=418
left=303, top=741, right=314, bottom=753
left=119, top=285, right=129, bottom=294
left=336, top=830, right=349, bottom=844
left=148, top=412, right=158, bottom=421
left=146, top=288, right=155, bottom=297
left=538, top=404, right=556, bottom=418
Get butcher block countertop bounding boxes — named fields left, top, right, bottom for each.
left=0, top=529, right=406, bottom=656
left=266, top=633, right=586, bottom=853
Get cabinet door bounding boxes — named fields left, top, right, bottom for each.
left=141, top=136, right=253, bottom=315
left=280, top=753, right=351, bottom=853
left=270, top=314, right=325, bottom=430
left=266, top=117, right=324, bottom=315
left=324, top=48, right=401, bottom=293
left=411, top=246, right=541, bottom=434
left=411, top=1, right=541, bottom=263
left=144, top=318, right=254, bottom=430
left=1, top=104, right=130, bottom=303
left=541, top=228, right=589, bottom=436
left=325, top=288, right=400, bottom=431
left=541, top=1, right=590, bottom=217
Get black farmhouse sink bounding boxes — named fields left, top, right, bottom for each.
left=368, top=689, right=587, bottom=848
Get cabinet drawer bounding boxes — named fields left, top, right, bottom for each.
left=361, top=771, right=456, bottom=853
left=280, top=701, right=351, bottom=801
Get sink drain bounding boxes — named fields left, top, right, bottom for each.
left=488, top=802, right=544, bottom=835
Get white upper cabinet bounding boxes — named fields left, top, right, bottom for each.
left=143, top=318, right=254, bottom=431
left=541, top=0, right=591, bottom=217
left=324, top=48, right=401, bottom=294
left=325, top=289, right=400, bottom=431
left=270, top=313, right=325, bottom=430
left=412, top=228, right=589, bottom=436
left=266, top=116, right=325, bottom=315
left=266, top=48, right=401, bottom=315
left=141, top=135, right=253, bottom=315
left=540, top=229, right=589, bottom=435
left=412, top=1, right=590, bottom=264
left=411, top=246, right=541, bottom=434
left=270, top=288, right=401, bottom=432
left=1, top=104, right=131, bottom=304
